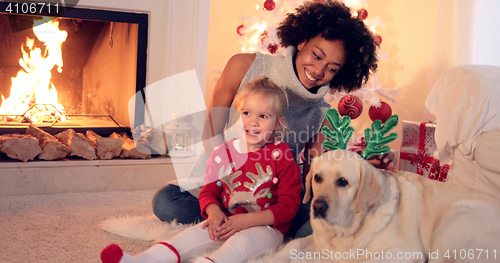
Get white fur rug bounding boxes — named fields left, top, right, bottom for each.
left=101, top=214, right=192, bottom=242
left=100, top=215, right=286, bottom=263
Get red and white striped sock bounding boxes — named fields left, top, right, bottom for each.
left=100, top=242, right=179, bottom=263
left=193, top=257, right=215, bottom=263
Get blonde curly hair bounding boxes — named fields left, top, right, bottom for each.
left=233, top=76, right=289, bottom=140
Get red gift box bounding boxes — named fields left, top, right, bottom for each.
left=400, top=121, right=448, bottom=182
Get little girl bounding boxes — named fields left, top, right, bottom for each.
left=101, top=77, right=302, bottom=263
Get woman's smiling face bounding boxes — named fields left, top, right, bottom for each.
left=295, top=36, right=347, bottom=90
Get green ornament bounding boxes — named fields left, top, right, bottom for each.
left=267, top=193, right=273, bottom=199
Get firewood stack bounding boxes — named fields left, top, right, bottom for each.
left=109, top=132, right=151, bottom=159
left=55, top=129, right=97, bottom=160
left=26, top=125, right=71, bottom=161
left=0, top=125, right=167, bottom=162
left=86, top=130, right=124, bottom=160
left=0, top=133, right=42, bottom=162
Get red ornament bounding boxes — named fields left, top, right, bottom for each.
left=338, top=95, right=363, bottom=119
left=264, top=0, right=276, bottom=11
left=357, top=8, right=368, bottom=20
left=267, top=43, right=278, bottom=54
left=236, top=24, right=245, bottom=36
left=369, top=101, right=392, bottom=123
left=260, top=31, right=268, bottom=45
left=374, top=34, right=382, bottom=46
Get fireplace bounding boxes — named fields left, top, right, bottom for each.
left=0, top=2, right=148, bottom=136
left=0, top=1, right=208, bottom=196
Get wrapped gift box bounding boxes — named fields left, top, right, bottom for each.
left=400, top=121, right=448, bottom=182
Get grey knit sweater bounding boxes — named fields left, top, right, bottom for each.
left=178, top=47, right=331, bottom=197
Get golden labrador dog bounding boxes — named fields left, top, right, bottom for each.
left=264, top=150, right=500, bottom=263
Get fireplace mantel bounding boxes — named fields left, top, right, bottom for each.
left=0, top=156, right=197, bottom=196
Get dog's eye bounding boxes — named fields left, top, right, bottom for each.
left=336, top=177, right=349, bottom=187
left=314, top=174, right=323, bottom=183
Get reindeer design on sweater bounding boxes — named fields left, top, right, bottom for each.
left=218, top=162, right=275, bottom=214
left=198, top=138, right=302, bottom=234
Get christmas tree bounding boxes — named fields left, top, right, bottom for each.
left=236, top=0, right=398, bottom=121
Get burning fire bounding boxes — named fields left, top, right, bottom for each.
left=0, top=17, right=67, bottom=123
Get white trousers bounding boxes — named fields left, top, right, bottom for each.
left=167, top=222, right=283, bottom=263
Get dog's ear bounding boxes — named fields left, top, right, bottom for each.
left=303, top=165, right=314, bottom=204
left=351, top=161, right=384, bottom=212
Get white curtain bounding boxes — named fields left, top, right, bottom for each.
left=425, top=0, right=500, bottom=121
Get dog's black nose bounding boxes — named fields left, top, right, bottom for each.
left=313, top=199, right=329, bottom=218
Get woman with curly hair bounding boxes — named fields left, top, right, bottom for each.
left=152, top=0, right=379, bottom=241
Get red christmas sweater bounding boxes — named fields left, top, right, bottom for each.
left=198, top=139, right=302, bottom=235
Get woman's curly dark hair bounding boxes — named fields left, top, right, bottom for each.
left=277, top=0, right=378, bottom=93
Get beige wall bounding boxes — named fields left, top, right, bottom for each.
left=361, top=0, right=440, bottom=149
left=206, top=0, right=443, bottom=151
left=205, top=0, right=262, bottom=102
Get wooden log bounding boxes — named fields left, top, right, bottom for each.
left=26, top=125, right=70, bottom=160
left=0, top=134, right=42, bottom=162
left=55, top=129, right=97, bottom=160
left=109, top=132, right=151, bottom=159
left=86, top=130, right=124, bottom=160
left=133, top=125, right=168, bottom=155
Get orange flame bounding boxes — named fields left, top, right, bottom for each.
left=0, top=17, right=67, bottom=122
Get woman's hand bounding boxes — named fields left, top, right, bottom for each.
left=201, top=204, right=228, bottom=241
left=215, top=213, right=254, bottom=240
left=365, top=150, right=397, bottom=171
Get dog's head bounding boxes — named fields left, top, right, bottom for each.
left=303, top=150, right=386, bottom=234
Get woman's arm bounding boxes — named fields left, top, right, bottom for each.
left=202, top=53, right=256, bottom=155
left=303, top=118, right=330, bottom=184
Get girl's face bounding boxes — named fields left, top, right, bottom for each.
left=295, top=36, right=346, bottom=90
left=235, top=92, right=283, bottom=152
